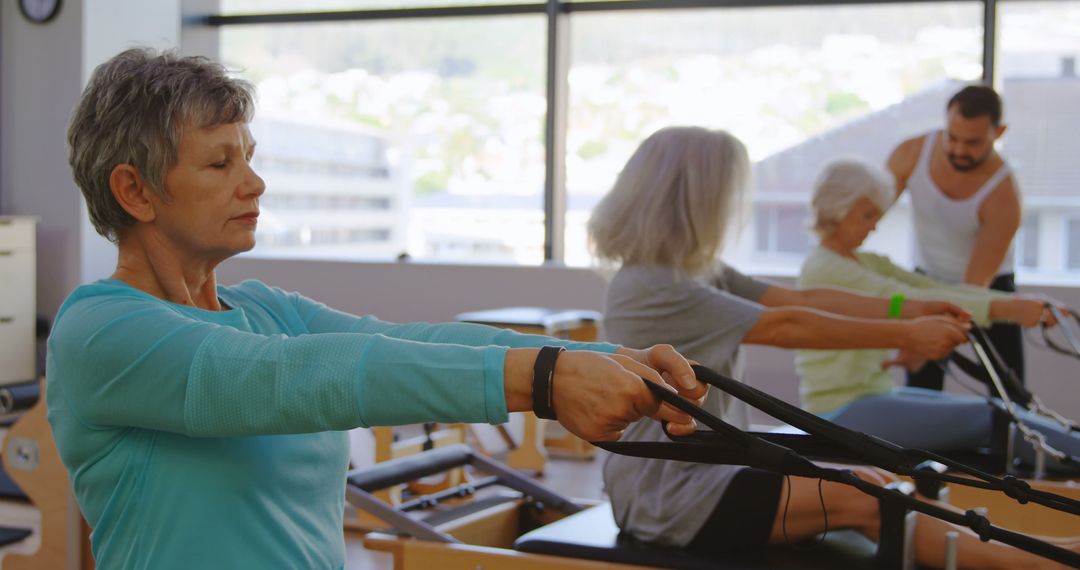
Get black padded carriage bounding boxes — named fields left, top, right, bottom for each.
left=514, top=501, right=882, bottom=570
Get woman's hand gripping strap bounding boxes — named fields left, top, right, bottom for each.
left=598, top=376, right=830, bottom=479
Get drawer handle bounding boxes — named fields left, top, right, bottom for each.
left=0, top=316, right=13, bottom=324
left=0, top=251, right=12, bottom=257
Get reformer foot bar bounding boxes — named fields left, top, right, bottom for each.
left=597, top=364, right=1080, bottom=569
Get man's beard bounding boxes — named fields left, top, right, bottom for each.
left=947, top=150, right=991, bottom=172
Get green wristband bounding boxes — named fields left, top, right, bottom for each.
left=888, top=293, right=905, bottom=319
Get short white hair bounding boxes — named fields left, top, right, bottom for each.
left=810, top=159, right=895, bottom=237
left=587, top=126, right=751, bottom=275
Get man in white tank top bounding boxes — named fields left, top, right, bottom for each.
left=886, top=85, right=1026, bottom=390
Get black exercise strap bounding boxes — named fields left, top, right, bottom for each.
left=602, top=367, right=1079, bottom=513
left=967, top=327, right=1034, bottom=405
left=949, top=351, right=1032, bottom=405
left=595, top=366, right=1080, bottom=568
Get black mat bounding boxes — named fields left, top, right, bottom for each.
left=515, top=503, right=892, bottom=570
left=0, top=464, right=28, bottom=503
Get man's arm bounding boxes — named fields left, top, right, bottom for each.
left=886, top=136, right=923, bottom=198
left=965, top=176, right=1021, bottom=287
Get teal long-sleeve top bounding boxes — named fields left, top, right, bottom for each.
left=46, top=278, right=616, bottom=569
left=795, top=246, right=1005, bottom=414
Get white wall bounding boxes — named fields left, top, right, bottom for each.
left=217, top=258, right=608, bottom=322
left=1, top=1, right=202, bottom=317
left=1, top=0, right=86, bottom=318
left=78, top=1, right=184, bottom=285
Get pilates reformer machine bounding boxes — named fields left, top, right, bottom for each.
left=348, top=362, right=1080, bottom=570
left=939, top=315, right=1080, bottom=480
left=0, top=383, right=35, bottom=564
left=350, top=444, right=888, bottom=570
left=0, top=380, right=86, bottom=570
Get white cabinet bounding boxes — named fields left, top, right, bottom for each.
left=0, top=218, right=35, bottom=386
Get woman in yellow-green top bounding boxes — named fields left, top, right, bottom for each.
left=796, top=159, right=1079, bottom=470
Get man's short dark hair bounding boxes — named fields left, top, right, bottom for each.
left=947, top=84, right=1002, bottom=126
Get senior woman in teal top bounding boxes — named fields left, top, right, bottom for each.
left=48, top=48, right=704, bottom=570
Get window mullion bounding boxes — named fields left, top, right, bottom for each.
left=543, top=0, right=570, bottom=263
left=982, top=0, right=999, bottom=87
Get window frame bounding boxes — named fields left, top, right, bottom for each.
left=1016, top=212, right=1041, bottom=270
left=1065, top=216, right=1080, bottom=271
left=202, top=0, right=1007, bottom=264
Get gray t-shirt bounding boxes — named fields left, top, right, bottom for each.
left=601, top=263, right=769, bottom=547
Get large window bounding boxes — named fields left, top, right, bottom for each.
left=222, top=0, right=537, bottom=13
left=1000, top=1, right=1080, bottom=281
left=753, top=204, right=812, bottom=258
left=563, top=3, right=981, bottom=268
left=211, top=1, right=1080, bottom=282
left=1069, top=219, right=1080, bottom=270
left=221, top=16, right=547, bottom=263
left=1017, top=213, right=1041, bottom=269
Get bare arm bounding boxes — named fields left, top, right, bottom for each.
left=990, top=297, right=1050, bottom=327
left=758, top=285, right=971, bottom=322
left=741, top=307, right=968, bottom=359
left=965, top=177, right=1021, bottom=287
left=886, top=137, right=923, bottom=198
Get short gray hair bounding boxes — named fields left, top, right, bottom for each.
left=810, top=159, right=895, bottom=237
left=588, top=126, right=751, bottom=274
left=68, top=48, right=256, bottom=242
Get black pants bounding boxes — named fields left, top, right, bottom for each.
left=906, top=272, right=1025, bottom=391
left=686, top=468, right=783, bottom=555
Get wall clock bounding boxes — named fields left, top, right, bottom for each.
left=19, top=0, right=62, bottom=24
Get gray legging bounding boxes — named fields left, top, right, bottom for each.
left=823, top=387, right=1080, bottom=470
